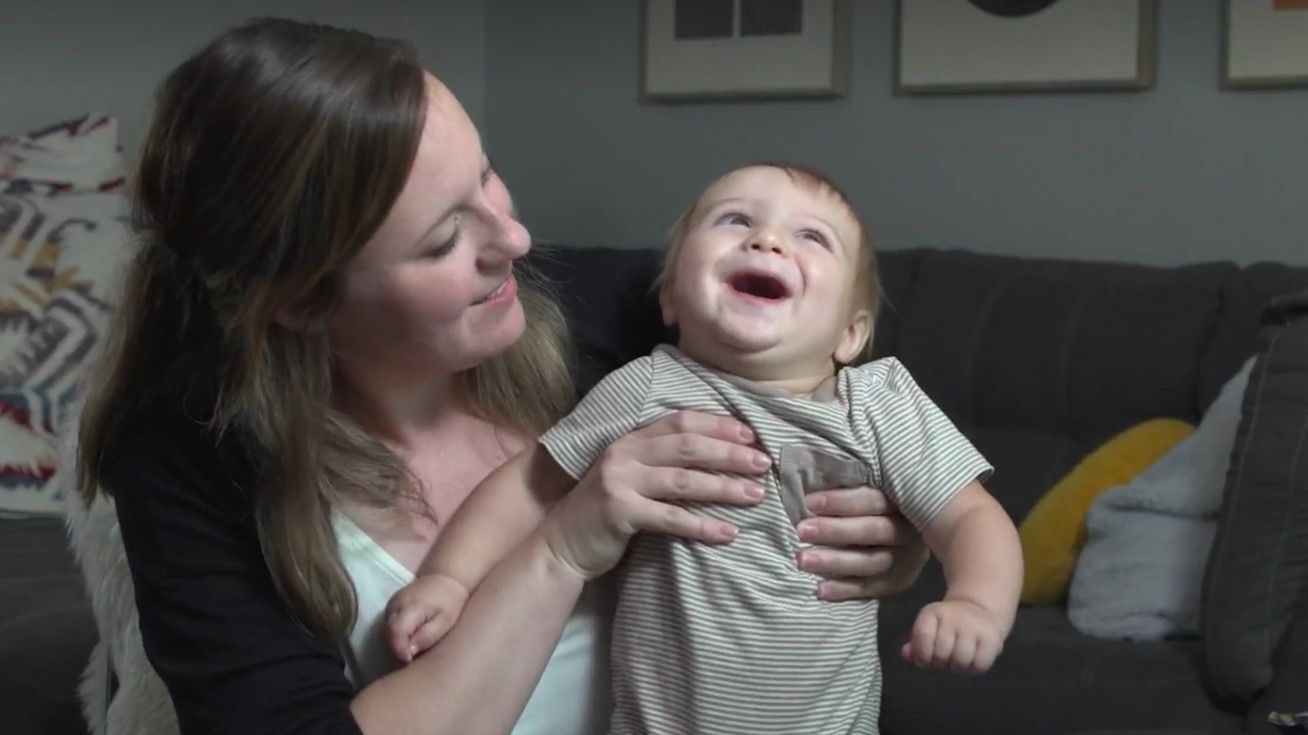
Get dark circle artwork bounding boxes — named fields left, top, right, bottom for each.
left=967, top=0, right=1060, bottom=17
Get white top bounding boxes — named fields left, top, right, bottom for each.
left=333, top=511, right=613, bottom=734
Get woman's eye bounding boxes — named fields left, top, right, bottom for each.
left=428, top=216, right=461, bottom=258
left=718, top=212, right=751, bottom=227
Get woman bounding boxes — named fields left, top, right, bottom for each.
left=75, top=18, right=927, bottom=735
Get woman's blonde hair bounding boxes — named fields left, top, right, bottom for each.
left=76, top=18, right=572, bottom=643
left=656, top=162, right=881, bottom=362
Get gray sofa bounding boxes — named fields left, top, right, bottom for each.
left=5, top=244, right=1307, bottom=734
left=538, top=245, right=1308, bottom=735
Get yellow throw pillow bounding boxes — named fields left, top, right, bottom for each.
left=1019, top=418, right=1194, bottom=606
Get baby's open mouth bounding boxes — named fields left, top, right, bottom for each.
left=726, top=271, right=792, bottom=301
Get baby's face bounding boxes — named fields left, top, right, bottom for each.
left=661, top=166, right=868, bottom=383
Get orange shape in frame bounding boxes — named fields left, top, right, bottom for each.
left=1274, top=0, right=1308, bottom=9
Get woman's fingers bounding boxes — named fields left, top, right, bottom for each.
left=634, top=410, right=756, bottom=445
left=632, top=499, right=738, bottom=544
left=815, top=576, right=906, bottom=602
left=804, top=486, right=892, bottom=517
left=796, top=513, right=916, bottom=548
left=642, top=468, right=765, bottom=505
left=797, top=546, right=894, bottom=579
left=626, top=432, right=770, bottom=476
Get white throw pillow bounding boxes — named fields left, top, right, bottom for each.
left=1067, top=357, right=1255, bottom=640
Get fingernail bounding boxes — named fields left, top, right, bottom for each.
left=752, top=452, right=771, bottom=469
left=797, top=521, right=815, bottom=541
left=815, top=582, right=830, bottom=600
left=807, top=494, right=826, bottom=512
left=739, top=425, right=755, bottom=442
left=720, top=523, right=738, bottom=539
left=745, top=484, right=764, bottom=500
left=797, top=550, right=816, bottom=571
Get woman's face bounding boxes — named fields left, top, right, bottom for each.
left=328, top=76, right=530, bottom=393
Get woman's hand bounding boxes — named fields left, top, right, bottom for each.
left=537, top=411, right=769, bottom=580
left=795, top=486, right=929, bottom=601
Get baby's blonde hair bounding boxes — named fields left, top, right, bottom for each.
left=656, top=162, right=881, bottom=363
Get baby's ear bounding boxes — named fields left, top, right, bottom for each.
left=658, top=284, right=678, bottom=327
left=834, top=309, right=872, bottom=364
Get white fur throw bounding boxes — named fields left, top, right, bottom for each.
left=64, top=485, right=180, bottom=735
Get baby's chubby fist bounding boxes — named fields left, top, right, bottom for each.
left=383, top=574, right=471, bottom=664
left=900, top=598, right=1005, bottom=675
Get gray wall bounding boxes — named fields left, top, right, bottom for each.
left=0, top=0, right=488, bottom=160
left=485, top=0, right=1308, bottom=265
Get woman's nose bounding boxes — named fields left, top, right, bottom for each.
left=478, top=199, right=531, bottom=263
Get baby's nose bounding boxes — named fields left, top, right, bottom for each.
left=748, top=237, right=785, bottom=255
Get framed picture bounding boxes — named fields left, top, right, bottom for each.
left=895, top=0, right=1157, bottom=94
left=1223, top=0, right=1308, bottom=89
left=641, top=0, right=850, bottom=101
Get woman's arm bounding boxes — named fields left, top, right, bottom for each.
left=107, top=414, right=365, bottom=735
left=384, top=445, right=573, bottom=661
left=353, top=410, right=768, bottom=735
left=111, top=404, right=764, bottom=735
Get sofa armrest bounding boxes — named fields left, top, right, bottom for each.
left=1203, top=289, right=1308, bottom=708
left=1245, top=586, right=1308, bottom=734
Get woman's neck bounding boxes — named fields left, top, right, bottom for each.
left=332, top=368, right=466, bottom=448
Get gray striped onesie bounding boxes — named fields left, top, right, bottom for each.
left=541, top=345, right=992, bottom=735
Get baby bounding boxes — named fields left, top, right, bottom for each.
left=387, top=163, right=1023, bottom=734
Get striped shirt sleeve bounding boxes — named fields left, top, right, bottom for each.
left=856, top=359, right=993, bottom=529
left=540, top=355, right=656, bottom=480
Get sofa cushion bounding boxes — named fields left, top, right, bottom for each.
left=1020, top=418, right=1194, bottom=606
left=1069, top=361, right=1253, bottom=641
left=526, top=244, right=670, bottom=395
left=1246, top=586, right=1308, bottom=732
left=1199, top=263, right=1308, bottom=413
left=890, top=250, right=1232, bottom=522
left=0, top=517, right=93, bottom=735
left=878, top=602, right=1242, bottom=734
left=1203, top=290, right=1308, bottom=708
left=869, top=249, right=922, bottom=360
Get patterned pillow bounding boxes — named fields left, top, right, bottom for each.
left=0, top=115, right=131, bottom=516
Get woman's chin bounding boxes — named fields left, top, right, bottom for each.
left=478, top=298, right=528, bottom=359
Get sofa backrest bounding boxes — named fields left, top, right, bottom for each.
left=876, top=248, right=1308, bottom=522
left=533, top=244, right=1308, bottom=524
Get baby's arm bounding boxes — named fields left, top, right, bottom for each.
left=902, top=481, right=1022, bottom=674
left=385, top=443, right=572, bottom=663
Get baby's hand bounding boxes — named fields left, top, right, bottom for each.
left=384, top=574, right=470, bottom=664
left=900, top=598, right=1005, bottom=675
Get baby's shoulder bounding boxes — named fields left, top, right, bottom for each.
left=843, top=356, right=914, bottom=392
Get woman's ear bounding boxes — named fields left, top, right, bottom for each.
left=274, top=302, right=329, bottom=333
left=273, top=284, right=333, bottom=333
left=834, top=309, right=872, bottom=364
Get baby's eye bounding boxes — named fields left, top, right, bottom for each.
left=799, top=229, right=830, bottom=249
left=717, top=212, right=751, bottom=227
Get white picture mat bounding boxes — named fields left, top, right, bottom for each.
left=644, top=0, right=839, bottom=96
left=899, top=0, right=1144, bottom=87
left=1226, top=0, right=1308, bottom=82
